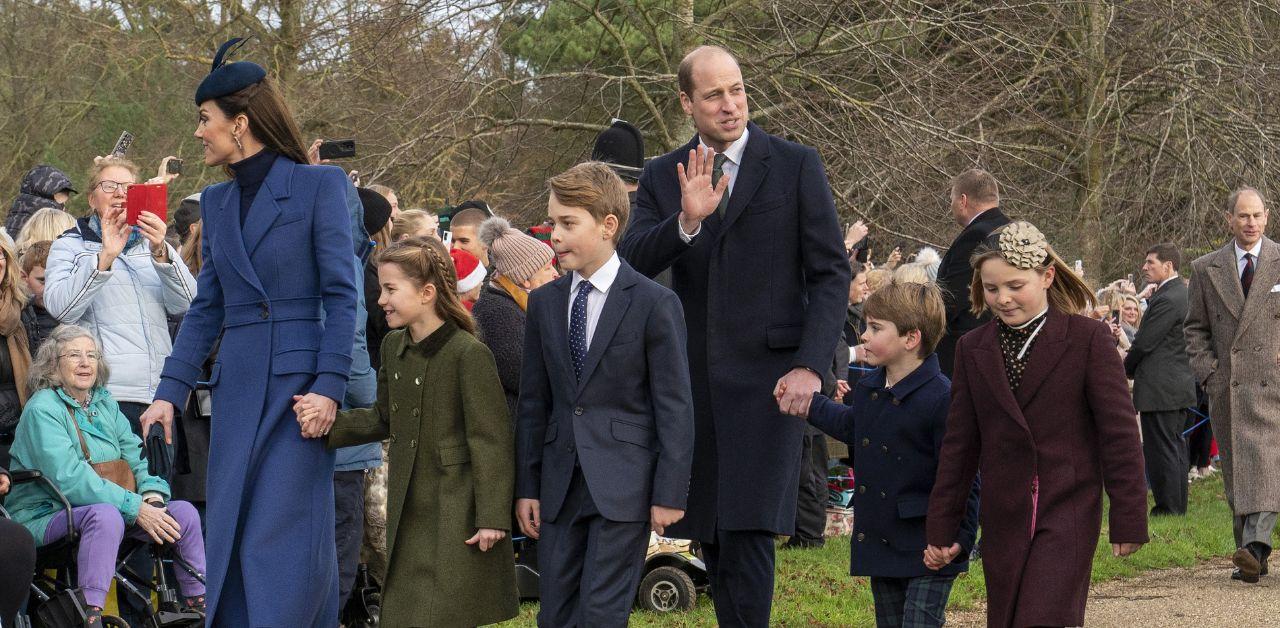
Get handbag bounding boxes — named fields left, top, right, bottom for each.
left=65, top=403, right=137, bottom=493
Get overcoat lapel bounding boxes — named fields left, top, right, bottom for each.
left=970, top=325, right=1031, bottom=436
left=215, top=183, right=267, bottom=298
left=1207, top=243, right=1245, bottom=320
left=241, top=158, right=293, bottom=256
left=716, top=124, right=771, bottom=240
left=1013, top=309, right=1070, bottom=409
left=1235, top=238, right=1280, bottom=342
left=575, top=265, right=637, bottom=396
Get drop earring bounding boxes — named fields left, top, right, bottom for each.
left=233, top=133, right=243, bottom=152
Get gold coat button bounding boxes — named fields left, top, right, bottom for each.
left=412, top=408, right=420, bottom=417
left=394, top=372, right=401, bottom=380
left=410, top=439, right=417, bottom=448
left=415, top=377, right=422, bottom=386
left=391, top=403, right=399, bottom=412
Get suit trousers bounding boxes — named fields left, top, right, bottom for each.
left=537, top=467, right=649, bottom=628
left=790, top=425, right=829, bottom=545
left=702, top=528, right=777, bottom=628
left=1234, top=511, right=1279, bottom=550
left=1141, top=410, right=1189, bottom=515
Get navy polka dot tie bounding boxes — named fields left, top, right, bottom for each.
left=570, top=282, right=593, bottom=381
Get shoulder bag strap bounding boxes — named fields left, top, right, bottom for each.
left=63, top=401, right=93, bottom=463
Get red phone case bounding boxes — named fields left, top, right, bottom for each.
left=125, top=183, right=168, bottom=225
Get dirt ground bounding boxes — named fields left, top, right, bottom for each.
left=948, top=556, right=1277, bottom=627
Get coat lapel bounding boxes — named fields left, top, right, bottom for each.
left=574, top=263, right=637, bottom=396
left=969, top=324, right=1030, bottom=435
left=1235, top=237, right=1280, bottom=342
left=214, top=182, right=267, bottom=297
left=1013, top=309, right=1071, bottom=409
left=1207, top=243, right=1245, bottom=319
left=715, top=123, right=772, bottom=240
left=241, top=158, right=293, bottom=256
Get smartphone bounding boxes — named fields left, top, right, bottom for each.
left=318, top=139, right=356, bottom=160
left=125, top=183, right=168, bottom=225
left=1126, top=273, right=1134, bottom=285
left=166, top=158, right=184, bottom=175
left=112, top=131, right=135, bottom=157
left=441, top=230, right=453, bottom=248
left=1074, top=259, right=1084, bottom=274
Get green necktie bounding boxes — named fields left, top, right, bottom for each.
left=712, top=153, right=730, bottom=216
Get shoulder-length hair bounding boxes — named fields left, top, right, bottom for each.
left=213, top=77, right=310, bottom=168
left=28, top=325, right=110, bottom=392
left=968, top=226, right=1095, bottom=317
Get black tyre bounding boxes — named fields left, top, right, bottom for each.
left=636, top=565, right=696, bottom=613
left=102, top=616, right=129, bottom=628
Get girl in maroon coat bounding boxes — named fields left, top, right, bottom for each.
left=925, top=221, right=1149, bottom=627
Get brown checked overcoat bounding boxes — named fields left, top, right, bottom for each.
left=1184, top=237, right=1280, bottom=515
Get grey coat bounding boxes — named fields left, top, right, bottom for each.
left=1184, top=237, right=1280, bottom=515
left=1124, top=278, right=1197, bottom=412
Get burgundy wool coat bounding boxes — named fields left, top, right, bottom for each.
left=927, top=309, right=1149, bottom=628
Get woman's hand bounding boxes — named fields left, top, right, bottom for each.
left=139, top=400, right=175, bottom=445
left=97, top=206, right=130, bottom=271
left=136, top=211, right=170, bottom=262
left=844, top=220, right=869, bottom=250
left=292, top=394, right=337, bottom=438
left=135, top=501, right=182, bottom=544
left=154, top=156, right=180, bottom=185
left=464, top=528, right=506, bottom=552
left=0, top=473, right=10, bottom=496
left=1112, top=542, right=1143, bottom=557
left=923, top=543, right=961, bottom=570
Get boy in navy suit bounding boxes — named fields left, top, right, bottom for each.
left=782, top=280, right=979, bottom=627
left=516, top=162, right=695, bottom=627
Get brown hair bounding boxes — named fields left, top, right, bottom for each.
left=375, top=236, right=476, bottom=335
left=181, top=220, right=204, bottom=275
left=863, top=280, right=947, bottom=357
left=968, top=225, right=1094, bottom=317
left=20, top=240, right=52, bottom=274
left=214, top=77, right=310, bottom=167
left=950, top=169, right=999, bottom=205
left=547, top=162, right=630, bottom=244
left=1145, top=242, right=1181, bottom=271
left=678, top=45, right=737, bottom=97
left=450, top=207, right=488, bottom=231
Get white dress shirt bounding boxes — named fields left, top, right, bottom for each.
left=568, top=252, right=622, bottom=349
left=1235, top=240, right=1262, bottom=278
left=678, top=128, right=751, bottom=242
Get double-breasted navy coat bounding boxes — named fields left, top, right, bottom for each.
left=621, top=123, right=850, bottom=539
left=155, top=156, right=358, bottom=627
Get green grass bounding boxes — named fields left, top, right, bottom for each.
left=499, top=476, right=1235, bottom=627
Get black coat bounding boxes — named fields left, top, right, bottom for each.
left=472, top=283, right=525, bottom=420
left=935, top=208, right=1010, bottom=375
left=5, top=165, right=73, bottom=236
left=621, top=122, right=851, bottom=538
left=364, top=258, right=391, bottom=369
left=808, top=355, right=978, bottom=578
left=1124, top=279, right=1197, bottom=412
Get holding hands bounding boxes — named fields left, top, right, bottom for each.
left=292, top=394, right=338, bottom=438
left=923, top=543, right=961, bottom=570
left=677, top=145, right=730, bottom=235
left=773, top=367, right=821, bottom=418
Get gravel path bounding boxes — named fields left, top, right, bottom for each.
left=948, top=556, right=1277, bottom=627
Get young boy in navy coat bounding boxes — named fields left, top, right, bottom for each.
left=783, top=280, right=979, bottom=627
left=515, top=162, right=695, bottom=627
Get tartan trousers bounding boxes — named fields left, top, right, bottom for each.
left=869, top=573, right=957, bottom=628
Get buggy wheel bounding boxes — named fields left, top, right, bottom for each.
left=637, top=566, right=696, bottom=613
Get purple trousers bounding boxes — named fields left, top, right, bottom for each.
left=43, top=501, right=207, bottom=608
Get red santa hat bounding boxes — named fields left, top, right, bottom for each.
left=449, top=248, right=486, bottom=293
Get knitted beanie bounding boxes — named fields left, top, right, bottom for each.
left=478, top=216, right=554, bottom=284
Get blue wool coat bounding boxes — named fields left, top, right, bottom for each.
left=154, top=156, right=358, bottom=628
left=807, top=355, right=979, bottom=578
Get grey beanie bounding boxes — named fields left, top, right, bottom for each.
left=479, top=216, right=554, bottom=284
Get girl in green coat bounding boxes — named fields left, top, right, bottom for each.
left=298, top=236, right=518, bottom=627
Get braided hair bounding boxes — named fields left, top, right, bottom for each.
left=375, top=236, right=476, bottom=335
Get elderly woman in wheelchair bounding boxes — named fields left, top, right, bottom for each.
left=3, top=325, right=206, bottom=624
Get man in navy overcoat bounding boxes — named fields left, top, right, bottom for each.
left=620, top=46, right=849, bottom=626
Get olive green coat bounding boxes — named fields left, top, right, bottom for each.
left=329, top=321, right=518, bottom=627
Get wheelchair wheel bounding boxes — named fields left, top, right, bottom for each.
left=102, top=617, right=129, bottom=628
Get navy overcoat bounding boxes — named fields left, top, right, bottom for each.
left=621, top=122, right=850, bottom=538
left=155, top=156, right=358, bottom=627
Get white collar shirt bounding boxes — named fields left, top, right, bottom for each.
left=1235, top=240, right=1262, bottom=278
left=568, top=252, right=622, bottom=349
left=679, top=128, right=751, bottom=242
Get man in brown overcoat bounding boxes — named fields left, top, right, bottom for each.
left=1185, top=185, right=1280, bottom=583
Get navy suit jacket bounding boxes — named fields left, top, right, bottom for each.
left=808, top=355, right=979, bottom=578
left=936, top=208, right=1010, bottom=375
left=620, top=122, right=849, bottom=537
left=515, top=259, right=695, bottom=523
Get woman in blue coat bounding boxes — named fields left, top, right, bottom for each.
left=139, top=39, right=358, bottom=627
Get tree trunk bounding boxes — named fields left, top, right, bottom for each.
left=1074, top=1, right=1110, bottom=274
